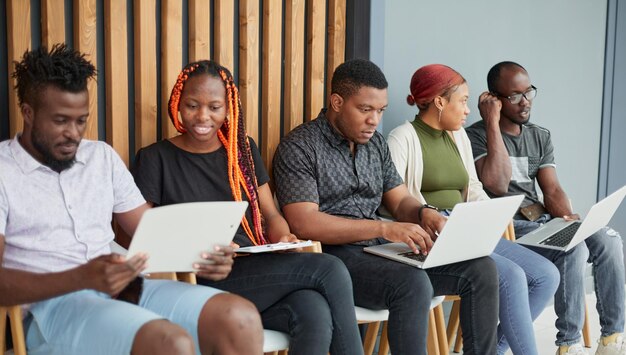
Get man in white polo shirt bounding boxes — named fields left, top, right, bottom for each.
left=0, top=44, right=263, bottom=355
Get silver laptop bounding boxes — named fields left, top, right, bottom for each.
left=516, top=185, right=626, bottom=251
left=127, top=201, right=248, bottom=273
left=364, top=195, right=524, bottom=269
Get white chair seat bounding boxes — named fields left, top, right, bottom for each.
left=262, top=329, right=290, bottom=352
left=355, top=295, right=445, bottom=322
left=354, top=306, right=389, bottom=322
left=430, top=295, right=445, bottom=308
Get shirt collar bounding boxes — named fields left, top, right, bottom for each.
left=317, top=109, right=349, bottom=147
left=10, top=133, right=88, bottom=174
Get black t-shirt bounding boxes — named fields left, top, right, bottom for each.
left=131, top=138, right=270, bottom=247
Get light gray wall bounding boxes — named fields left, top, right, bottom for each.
left=371, top=0, right=607, bottom=213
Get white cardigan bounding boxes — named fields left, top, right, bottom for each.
left=387, top=120, right=489, bottom=205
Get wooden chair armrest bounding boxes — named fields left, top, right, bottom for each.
left=299, top=241, right=323, bottom=254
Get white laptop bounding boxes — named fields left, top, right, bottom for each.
left=364, top=195, right=524, bottom=269
left=516, top=185, right=626, bottom=251
left=126, top=201, right=248, bottom=273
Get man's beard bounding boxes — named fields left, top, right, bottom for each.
left=31, top=129, right=77, bottom=173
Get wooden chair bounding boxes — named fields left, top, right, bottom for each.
left=0, top=306, right=26, bottom=355
left=357, top=296, right=447, bottom=355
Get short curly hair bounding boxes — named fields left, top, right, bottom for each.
left=331, top=59, right=388, bottom=99
left=12, top=44, right=96, bottom=108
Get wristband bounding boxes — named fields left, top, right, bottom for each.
left=418, top=204, right=439, bottom=223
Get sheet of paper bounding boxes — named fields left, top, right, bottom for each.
left=236, top=240, right=314, bottom=254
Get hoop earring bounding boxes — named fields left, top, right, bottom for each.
left=438, top=109, right=442, bottom=122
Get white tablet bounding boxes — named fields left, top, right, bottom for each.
left=127, top=201, right=248, bottom=273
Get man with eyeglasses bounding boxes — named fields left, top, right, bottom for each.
left=466, top=61, right=625, bottom=355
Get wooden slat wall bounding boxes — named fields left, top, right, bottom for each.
left=326, top=0, right=346, bottom=101
left=3, top=1, right=348, bottom=173
left=261, top=0, right=282, bottom=168
left=160, top=0, right=183, bottom=140
left=239, top=0, right=260, bottom=142
left=214, top=0, right=235, bottom=71
left=105, top=0, right=129, bottom=165
left=133, top=0, right=158, bottom=153
left=188, top=0, right=211, bottom=62
left=283, top=0, right=305, bottom=135
left=73, top=0, right=98, bottom=141
left=6, top=0, right=31, bottom=138
left=42, top=0, right=66, bottom=49
left=305, top=1, right=327, bottom=122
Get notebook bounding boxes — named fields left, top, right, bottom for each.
left=126, top=201, right=248, bottom=273
left=236, top=240, right=314, bottom=253
left=516, top=185, right=626, bottom=251
left=364, top=195, right=524, bottom=269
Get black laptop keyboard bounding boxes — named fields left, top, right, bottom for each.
left=539, top=222, right=582, bottom=247
left=397, top=251, right=427, bottom=262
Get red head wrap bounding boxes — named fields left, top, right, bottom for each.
left=407, top=64, right=465, bottom=108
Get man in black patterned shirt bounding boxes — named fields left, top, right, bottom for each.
left=273, top=59, right=499, bottom=355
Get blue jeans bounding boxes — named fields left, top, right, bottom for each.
left=198, top=252, right=363, bottom=355
left=492, top=239, right=560, bottom=355
left=324, top=243, right=499, bottom=355
left=515, top=215, right=626, bottom=346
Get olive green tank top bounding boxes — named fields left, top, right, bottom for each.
left=412, top=118, right=469, bottom=210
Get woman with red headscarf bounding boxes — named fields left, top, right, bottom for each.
left=387, top=64, right=559, bottom=355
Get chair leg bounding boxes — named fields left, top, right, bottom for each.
left=8, top=306, right=26, bottom=355
left=363, top=322, right=381, bottom=355
left=446, top=299, right=461, bottom=349
left=453, top=327, right=463, bottom=353
left=582, top=301, right=591, bottom=348
left=434, top=304, right=449, bottom=355
left=1, top=307, right=7, bottom=354
left=427, top=309, right=440, bottom=355
left=377, top=321, right=390, bottom=355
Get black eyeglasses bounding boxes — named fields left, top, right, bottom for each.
left=494, top=85, right=537, bottom=104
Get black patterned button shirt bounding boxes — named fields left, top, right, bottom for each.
left=273, top=109, right=403, bottom=245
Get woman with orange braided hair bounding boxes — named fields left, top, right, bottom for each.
left=132, top=60, right=363, bottom=354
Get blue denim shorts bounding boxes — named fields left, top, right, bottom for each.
left=24, top=279, right=223, bottom=355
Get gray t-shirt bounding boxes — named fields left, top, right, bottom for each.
left=465, top=120, right=556, bottom=208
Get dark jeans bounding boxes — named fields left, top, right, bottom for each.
left=324, top=244, right=499, bottom=355
left=198, top=252, right=363, bottom=355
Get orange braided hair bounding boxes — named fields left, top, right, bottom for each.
left=168, top=61, right=268, bottom=245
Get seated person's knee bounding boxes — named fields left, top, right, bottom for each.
left=203, top=293, right=263, bottom=334
left=134, top=319, right=195, bottom=355
left=471, top=257, right=499, bottom=289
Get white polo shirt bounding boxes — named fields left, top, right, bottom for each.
left=0, top=136, right=145, bottom=273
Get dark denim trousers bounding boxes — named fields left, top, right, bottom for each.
left=324, top=243, right=499, bottom=355
left=199, top=252, right=363, bottom=355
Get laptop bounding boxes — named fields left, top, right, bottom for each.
left=516, top=185, right=626, bottom=251
left=126, top=201, right=248, bottom=273
left=364, top=195, right=524, bottom=269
